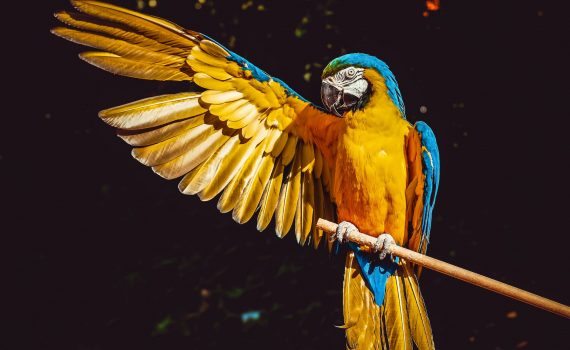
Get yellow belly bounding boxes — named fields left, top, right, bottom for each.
left=333, top=120, right=410, bottom=245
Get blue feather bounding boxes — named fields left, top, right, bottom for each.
left=348, top=242, right=398, bottom=306
left=414, top=121, right=440, bottom=252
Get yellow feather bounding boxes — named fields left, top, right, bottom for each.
left=253, top=79, right=281, bottom=108
left=280, top=134, right=298, bottom=165
left=71, top=0, right=196, bottom=50
left=186, top=57, right=232, bottom=80
left=54, top=11, right=187, bottom=57
left=198, top=128, right=268, bottom=201
left=256, top=161, right=284, bottom=231
left=301, top=142, right=315, bottom=173
left=312, top=177, right=325, bottom=249
left=268, top=80, right=287, bottom=104
left=79, top=51, right=192, bottom=81
left=117, top=114, right=205, bottom=147
left=209, top=99, right=248, bottom=120
left=279, top=105, right=294, bottom=129
left=275, top=148, right=301, bottom=237
left=191, top=46, right=228, bottom=68
left=131, top=122, right=211, bottom=166
left=51, top=27, right=183, bottom=66
left=314, top=147, right=323, bottom=178
left=225, top=103, right=257, bottom=123
left=343, top=254, right=383, bottom=350
left=343, top=252, right=364, bottom=330
left=193, top=72, right=233, bottom=91
left=224, top=61, right=243, bottom=78
left=357, top=284, right=377, bottom=349
left=264, top=128, right=281, bottom=153
left=178, top=136, right=240, bottom=195
left=152, top=127, right=234, bottom=180
left=231, top=79, right=271, bottom=109
left=270, top=132, right=288, bottom=157
left=265, top=108, right=283, bottom=128
left=402, top=262, right=435, bottom=349
left=248, top=78, right=270, bottom=94
left=239, top=118, right=261, bottom=139
left=99, top=93, right=205, bottom=129
left=295, top=172, right=314, bottom=244
left=229, top=112, right=258, bottom=132
left=233, top=154, right=275, bottom=224
left=199, top=39, right=229, bottom=58
left=217, top=139, right=266, bottom=213
left=384, top=271, right=413, bottom=350
left=201, top=90, right=244, bottom=105
left=323, top=190, right=336, bottom=252
left=378, top=314, right=388, bottom=350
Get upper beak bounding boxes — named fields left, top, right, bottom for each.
left=321, top=81, right=343, bottom=117
left=321, top=81, right=361, bottom=117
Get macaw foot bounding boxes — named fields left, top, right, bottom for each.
left=373, top=233, right=396, bottom=260
left=332, top=221, right=359, bottom=244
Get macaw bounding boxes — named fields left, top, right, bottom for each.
left=52, top=1, right=440, bottom=349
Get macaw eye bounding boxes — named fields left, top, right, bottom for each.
left=346, top=68, right=356, bottom=77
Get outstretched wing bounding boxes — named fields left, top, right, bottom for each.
left=52, top=0, right=340, bottom=247
left=405, top=121, right=440, bottom=255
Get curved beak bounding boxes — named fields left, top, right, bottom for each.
left=321, top=81, right=343, bottom=117
left=321, top=81, right=362, bottom=117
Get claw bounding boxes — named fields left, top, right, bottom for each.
left=374, top=233, right=396, bottom=260
left=332, top=221, right=358, bottom=244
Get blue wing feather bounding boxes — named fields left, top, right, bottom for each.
left=414, top=121, right=440, bottom=253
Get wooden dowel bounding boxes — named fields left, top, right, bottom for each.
left=316, top=218, right=570, bottom=319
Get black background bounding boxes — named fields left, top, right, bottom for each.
left=6, top=0, right=569, bottom=349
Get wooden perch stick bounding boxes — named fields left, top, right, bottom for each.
left=316, top=218, right=570, bottom=319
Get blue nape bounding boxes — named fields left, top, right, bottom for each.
left=347, top=242, right=398, bottom=306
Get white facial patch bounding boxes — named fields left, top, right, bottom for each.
left=323, top=67, right=365, bottom=88
left=343, top=78, right=369, bottom=98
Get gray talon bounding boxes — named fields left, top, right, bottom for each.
left=374, top=233, right=396, bottom=260
left=334, top=221, right=358, bottom=244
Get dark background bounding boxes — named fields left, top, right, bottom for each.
left=5, top=0, right=568, bottom=349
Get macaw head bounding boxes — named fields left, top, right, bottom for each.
left=321, top=53, right=405, bottom=118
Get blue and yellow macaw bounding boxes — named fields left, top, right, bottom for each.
left=53, top=1, right=440, bottom=349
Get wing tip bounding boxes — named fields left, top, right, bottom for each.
left=49, top=26, right=67, bottom=38
left=53, top=10, right=67, bottom=20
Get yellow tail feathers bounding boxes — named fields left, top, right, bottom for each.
left=342, top=253, right=435, bottom=350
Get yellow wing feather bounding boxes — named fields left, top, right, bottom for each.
left=217, top=138, right=267, bottom=213
left=275, top=150, right=302, bottom=238
left=402, top=261, right=435, bottom=349
left=233, top=153, right=275, bottom=224
left=99, top=93, right=206, bottom=129
left=78, top=51, right=192, bottom=80
left=257, top=162, right=285, bottom=231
